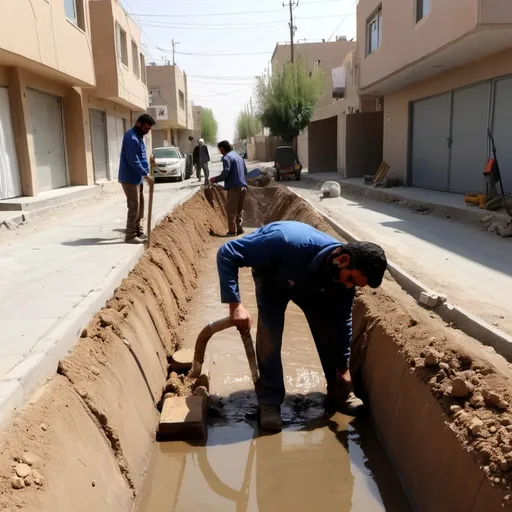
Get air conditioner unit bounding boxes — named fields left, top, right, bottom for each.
left=148, top=106, right=168, bottom=121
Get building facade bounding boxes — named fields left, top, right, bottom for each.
left=357, top=0, right=512, bottom=193
left=146, top=64, right=194, bottom=155
left=271, top=39, right=357, bottom=173
left=0, top=0, right=148, bottom=202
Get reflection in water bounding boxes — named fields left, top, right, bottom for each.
left=137, top=236, right=411, bottom=512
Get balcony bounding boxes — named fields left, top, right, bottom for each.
left=357, top=0, right=512, bottom=95
left=0, top=0, right=95, bottom=86
left=89, top=0, right=148, bottom=111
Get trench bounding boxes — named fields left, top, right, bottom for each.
left=1, top=185, right=511, bottom=512
left=136, top=235, right=411, bottom=511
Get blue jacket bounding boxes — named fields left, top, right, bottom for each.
left=118, top=128, right=149, bottom=185
left=217, top=221, right=354, bottom=363
left=212, top=150, right=248, bottom=190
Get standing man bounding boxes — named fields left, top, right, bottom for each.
left=193, top=138, right=210, bottom=184
left=210, top=140, right=248, bottom=236
left=118, top=113, right=155, bottom=244
left=216, top=221, right=387, bottom=431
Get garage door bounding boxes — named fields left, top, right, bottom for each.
left=411, top=93, right=451, bottom=190
left=27, top=89, right=67, bottom=192
left=492, top=77, right=512, bottom=191
left=449, top=83, right=490, bottom=193
left=106, top=115, right=126, bottom=181
left=90, top=109, right=109, bottom=182
left=0, top=87, right=21, bottom=199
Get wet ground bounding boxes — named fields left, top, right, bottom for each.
left=137, top=236, right=411, bottom=511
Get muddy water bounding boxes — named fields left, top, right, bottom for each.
left=137, top=236, right=411, bottom=512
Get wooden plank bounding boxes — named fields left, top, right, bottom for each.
left=158, top=395, right=207, bottom=441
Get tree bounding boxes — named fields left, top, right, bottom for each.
left=201, top=108, right=218, bottom=144
left=235, top=110, right=261, bottom=140
left=255, top=58, right=324, bottom=143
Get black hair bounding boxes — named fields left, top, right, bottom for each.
left=217, top=140, right=233, bottom=152
left=137, top=113, right=156, bottom=126
left=340, top=242, right=387, bottom=288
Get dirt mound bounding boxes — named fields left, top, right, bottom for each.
left=2, top=184, right=512, bottom=510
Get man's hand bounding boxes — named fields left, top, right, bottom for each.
left=335, top=368, right=352, bottom=400
left=209, top=177, right=216, bottom=184
left=229, top=303, right=252, bottom=332
left=145, top=175, right=155, bottom=186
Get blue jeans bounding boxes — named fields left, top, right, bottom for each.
left=254, top=275, right=348, bottom=406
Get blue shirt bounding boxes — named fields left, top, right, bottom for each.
left=213, top=150, right=248, bottom=189
left=217, top=221, right=355, bottom=363
left=118, top=128, right=149, bottom=185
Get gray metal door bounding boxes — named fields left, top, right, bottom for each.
left=90, top=109, right=109, bottom=182
left=411, top=93, right=451, bottom=190
left=449, top=83, right=490, bottom=193
left=0, top=87, right=21, bottom=199
left=27, top=89, right=67, bottom=192
left=491, top=77, right=512, bottom=191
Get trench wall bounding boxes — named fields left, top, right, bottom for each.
left=0, top=185, right=509, bottom=511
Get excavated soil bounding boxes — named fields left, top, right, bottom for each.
left=1, top=185, right=512, bottom=510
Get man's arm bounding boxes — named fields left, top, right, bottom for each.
left=333, top=293, right=355, bottom=370
left=205, top=147, right=210, bottom=163
left=211, top=156, right=230, bottom=183
left=216, top=229, right=282, bottom=304
left=126, top=136, right=148, bottom=177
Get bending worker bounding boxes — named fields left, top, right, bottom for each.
left=216, top=220, right=387, bottom=431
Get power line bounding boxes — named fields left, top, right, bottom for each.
left=327, top=0, right=358, bottom=41
left=283, top=0, right=299, bottom=63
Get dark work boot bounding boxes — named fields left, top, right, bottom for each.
left=259, top=405, right=283, bottom=431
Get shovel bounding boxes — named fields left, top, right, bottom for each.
left=190, top=316, right=259, bottom=389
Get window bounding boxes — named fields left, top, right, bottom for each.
left=132, top=41, right=140, bottom=78
left=140, top=53, right=147, bottom=84
left=416, top=0, right=431, bottom=22
left=153, top=148, right=180, bottom=159
left=366, top=7, right=382, bottom=56
left=64, top=0, right=85, bottom=30
left=116, top=23, right=128, bottom=67
left=179, top=90, right=185, bottom=110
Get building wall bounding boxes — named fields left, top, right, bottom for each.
left=383, top=48, right=512, bottom=181
left=147, top=65, right=188, bottom=130
left=89, top=0, right=147, bottom=111
left=0, top=0, right=95, bottom=87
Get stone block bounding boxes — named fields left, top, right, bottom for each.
left=158, top=395, right=207, bottom=440
left=419, top=292, right=439, bottom=308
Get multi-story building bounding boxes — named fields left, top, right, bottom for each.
left=271, top=38, right=357, bottom=173
left=146, top=64, right=194, bottom=154
left=0, top=0, right=148, bottom=203
left=357, top=0, right=512, bottom=193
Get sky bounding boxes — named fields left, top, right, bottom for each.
left=120, top=0, right=357, bottom=140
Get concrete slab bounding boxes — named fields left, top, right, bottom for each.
left=158, top=395, right=207, bottom=440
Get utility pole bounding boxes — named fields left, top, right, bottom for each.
left=283, top=0, right=298, bottom=62
left=171, top=39, right=180, bottom=66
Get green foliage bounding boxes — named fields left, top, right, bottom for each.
left=236, top=111, right=261, bottom=140
left=201, top=108, right=218, bottom=144
left=255, top=58, right=324, bottom=143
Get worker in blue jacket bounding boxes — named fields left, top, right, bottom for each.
left=217, top=221, right=387, bottom=431
left=118, top=113, right=155, bottom=244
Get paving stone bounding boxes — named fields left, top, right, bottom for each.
left=158, top=395, right=207, bottom=440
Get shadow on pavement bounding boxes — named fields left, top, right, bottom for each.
left=61, top=237, right=125, bottom=246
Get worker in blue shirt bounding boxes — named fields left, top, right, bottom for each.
left=217, top=221, right=387, bottom=431
left=118, top=114, right=155, bottom=244
left=210, top=140, right=248, bottom=236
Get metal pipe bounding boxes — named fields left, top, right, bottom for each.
left=190, top=316, right=259, bottom=386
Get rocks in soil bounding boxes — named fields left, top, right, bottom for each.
left=98, top=311, right=114, bottom=327
left=469, top=417, right=484, bottom=436
left=40, top=423, right=49, bottom=431
left=424, top=349, right=443, bottom=366
left=32, top=470, right=44, bottom=486
left=91, top=366, right=101, bottom=376
left=20, top=452, right=40, bottom=466
left=11, top=476, right=25, bottom=489
left=483, top=389, right=509, bottom=410
left=450, top=378, right=474, bottom=398
left=15, top=463, right=31, bottom=478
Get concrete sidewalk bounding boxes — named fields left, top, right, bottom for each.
left=0, top=179, right=202, bottom=425
left=302, top=172, right=512, bottom=231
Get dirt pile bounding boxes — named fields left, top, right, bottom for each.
left=1, top=184, right=512, bottom=510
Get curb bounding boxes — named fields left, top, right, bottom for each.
left=0, top=187, right=200, bottom=428
left=295, top=190, right=512, bottom=362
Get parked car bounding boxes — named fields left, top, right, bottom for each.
left=152, top=147, right=188, bottom=182
left=274, top=146, right=302, bottom=181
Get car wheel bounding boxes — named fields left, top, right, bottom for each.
left=275, top=170, right=281, bottom=182
left=295, top=171, right=301, bottom=181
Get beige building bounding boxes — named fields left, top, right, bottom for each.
left=271, top=38, right=358, bottom=173
left=0, top=0, right=148, bottom=202
left=357, top=0, right=512, bottom=193
left=192, top=105, right=203, bottom=144
left=146, top=64, right=194, bottom=155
